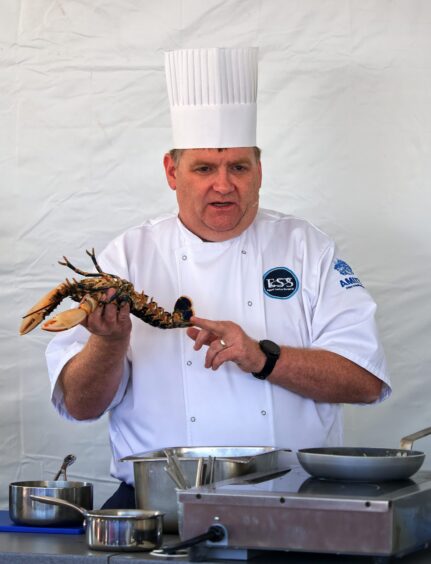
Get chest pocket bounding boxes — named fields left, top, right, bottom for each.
left=262, top=266, right=311, bottom=347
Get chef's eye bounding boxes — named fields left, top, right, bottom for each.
left=231, top=164, right=248, bottom=173
left=194, top=165, right=212, bottom=173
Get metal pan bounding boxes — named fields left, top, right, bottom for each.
left=9, top=480, right=93, bottom=526
left=30, top=494, right=164, bottom=551
left=122, top=446, right=290, bottom=532
left=297, top=426, right=431, bottom=482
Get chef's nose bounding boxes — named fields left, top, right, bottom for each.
left=213, top=169, right=234, bottom=194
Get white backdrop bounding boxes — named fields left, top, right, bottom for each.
left=1, top=0, right=431, bottom=508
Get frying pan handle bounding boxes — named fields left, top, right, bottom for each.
left=161, top=524, right=225, bottom=554
left=400, top=426, right=431, bottom=450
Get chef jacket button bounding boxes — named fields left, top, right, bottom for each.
left=190, top=417, right=196, bottom=422
left=241, top=249, right=247, bottom=254
left=182, top=255, right=187, bottom=261
left=247, top=301, right=253, bottom=306
left=186, top=360, right=192, bottom=366
left=261, top=410, right=267, bottom=416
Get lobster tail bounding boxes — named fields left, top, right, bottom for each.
left=173, top=296, right=193, bottom=320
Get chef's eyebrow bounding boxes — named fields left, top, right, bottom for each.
left=189, top=157, right=253, bottom=167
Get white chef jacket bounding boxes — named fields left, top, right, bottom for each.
left=46, top=209, right=391, bottom=484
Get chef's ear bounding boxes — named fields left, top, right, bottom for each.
left=163, top=153, right=177, bottom=190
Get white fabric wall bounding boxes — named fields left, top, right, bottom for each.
left=1, top=0, right=431, bottom=508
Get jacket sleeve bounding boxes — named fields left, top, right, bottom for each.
left=310, top=242, right=391, bottom=404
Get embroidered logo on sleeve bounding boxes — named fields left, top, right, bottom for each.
left=263, top=267, right=299, bottom=299
left=334, top=259, right=364, bottom=289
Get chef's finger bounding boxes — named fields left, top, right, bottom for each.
left=196, top=328, right=222, bottom=351
left=205, top=339, right=229, bottom=369
left=211, top=349, right=232, bottom=370
left=186, top=326, right=211, bottom=350
left=187, top=327, right=211, bottom=350
left=85, top=301, right=104, bottom=324
left=99, top=287, right=117, bottom=303
left=189, top=316, right=225, bottom=336
left=84, top=304, right=104, bottom=331
left=186, top=326, right=199, bottom=342
left=117, top=301, right=130, bottom=322
left=102, top=302, right=119, bottom=323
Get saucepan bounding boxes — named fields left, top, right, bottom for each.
left=9, top=454, right=93, bottom=526
left=30, top=495, right=164, bottom=551
left=297, top=426, right=431, bottom=482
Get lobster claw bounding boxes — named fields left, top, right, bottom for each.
left=42, top=296, right=98, bottom=332
left=19, top=288, right=98, bottom=335
left=20, top=285, right=65, bottom=335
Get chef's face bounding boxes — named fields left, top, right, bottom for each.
left=163, top=147, right=262, bottom=242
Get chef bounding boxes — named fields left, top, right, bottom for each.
left=46, top=47, right=391, bottom=508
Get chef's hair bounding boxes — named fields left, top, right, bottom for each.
left=168, top=147, right=261, bottom=166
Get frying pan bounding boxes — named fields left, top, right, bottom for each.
left=297, top=426, right=431, bottom=482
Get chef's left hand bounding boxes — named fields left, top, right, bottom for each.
left=187, top=316, right=266, bottom=373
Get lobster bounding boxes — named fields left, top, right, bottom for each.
left=20, top=249, right=194, bottom=335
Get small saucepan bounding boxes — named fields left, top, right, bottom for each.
left=30, top=494, right=164, bottom=552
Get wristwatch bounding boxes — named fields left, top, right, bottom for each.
left=252, top=340, right=281, bottom=380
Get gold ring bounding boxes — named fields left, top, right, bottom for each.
left=220, top=339, right=227, bottom=348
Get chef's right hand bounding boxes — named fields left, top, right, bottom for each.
left=81, top=288, right=132, bottom=340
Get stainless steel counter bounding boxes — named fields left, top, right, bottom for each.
left=1, top=530, right=431, bottom=563
left=5, top=467, right=431, bottom=562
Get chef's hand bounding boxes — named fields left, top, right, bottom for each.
left=187, top=316, right=266, bottom=374
left=81, top=288, right=132, bottom=340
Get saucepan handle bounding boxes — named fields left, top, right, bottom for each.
left=29, top=494, right=88, bottom=517
left=400, top=426, right=431, bottom=450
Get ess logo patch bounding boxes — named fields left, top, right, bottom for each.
left=263, top=267, right=299, bottom=300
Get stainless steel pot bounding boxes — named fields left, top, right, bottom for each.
left=9, top=480, right=93, bottom=526
left=30, top=494, right=164, bottom=551
left=297, top=426, right=431, bottom=482
left=121, top=446, right=290, bottom=533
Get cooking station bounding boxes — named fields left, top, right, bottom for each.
left=177, top=466, right=431, bottom=562
left=3, top=470, right=431, bottom=563
left=5, top=443, right=431, bottom=563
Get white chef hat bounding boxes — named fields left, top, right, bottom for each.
left=164, top=47, right=258, bottom=149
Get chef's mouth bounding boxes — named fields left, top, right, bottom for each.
left=210, top=202, right=234, bottom=207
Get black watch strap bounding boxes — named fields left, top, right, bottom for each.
left=252, top=340, right=281, bottom=380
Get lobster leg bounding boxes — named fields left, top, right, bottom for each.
left=59, top=250, right=119, bottom=279
left=42, top=296, right=98, bottom=332
left=86, top=248, right=105, bottom=274
left=58, top=256, right=101, bottom=278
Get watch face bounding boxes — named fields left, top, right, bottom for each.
left=253, top=340, right=281, bottom=380
left=260, top=339, right=280, bottom=357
